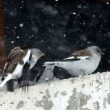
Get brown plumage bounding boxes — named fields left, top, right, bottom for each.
left=3, top=46, right=25, bottom=75
left=71, top=49, right=92, bottom=57
left=1, top=46, right=30, bottom=91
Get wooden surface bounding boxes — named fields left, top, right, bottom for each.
left=0, top=0, right=6, bottom=70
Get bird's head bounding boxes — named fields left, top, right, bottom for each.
left=87, top=46, right=104, bottom=55
left=31, top=48, right=45, bottom=59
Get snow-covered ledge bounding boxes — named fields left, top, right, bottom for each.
left=0, top=72, right=110, bottom=110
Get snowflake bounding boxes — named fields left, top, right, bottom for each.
left=82, top=22, right=86, bottom=25
left=106, top=1, right=109, bottom=5
left=19, top=23, right=24, bottom=27
left=64, top=34, right=66, bottom=37
left=20, top=7, right=22, bottom=9
left=11, top=41, right=14, bottom=44
left=6, top=26, right=9, bottom=29
left=4, top=8, right=7, bottom=11
left=16, top=36, right=20, bottom=39
left=14, top=27, right=17, bottom=29
left=108, top=60, right=110, bottom=64
left=41, top=40, right=44, bottom=43
left=73, top=12, right=76, bottom=15
left=87, top=41, right=91, bottom=44
left=10, top=12, right=16, bottom=16
left=77, top=4, right=82, bottom=9
left=92, top=14, right=96, bottom=18
left=22, top=1, right=24, bottom=3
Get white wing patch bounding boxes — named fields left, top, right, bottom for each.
left=63, top=56, right=90, bottom=60
left=77, top=56, right=90, bottom=60
left=63, top=56, right=75, bottom=60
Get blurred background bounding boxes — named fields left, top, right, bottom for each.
left=2, top=0, right=110, bottom=72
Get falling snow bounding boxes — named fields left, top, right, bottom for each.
left=73, top=12, right=76, bottom=15
left=16, top=36, right=20, bottom=39
left=64, top=34, right=66, bottom=37
left=14, top=27, right=17, bottom=29
left=77, top=4, right=82, bottom=9
left=3, top=0, right=110, bottom=72
left=19, top=23, right=24, bottom=27
left=10, top=41, right=14, bottom=44
left=106, top=2, right=109, bottom=5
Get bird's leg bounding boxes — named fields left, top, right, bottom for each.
left=1, top=75, right=5, bottom=81
left=0, top=74, right=13, bottom=87
left=6, top=79, right=14, bottom=92
left=81, top=70, right=86, bottom=80
left=82, top=70, right=86, bottom=76
left=78, top=69, right=86, bottom=80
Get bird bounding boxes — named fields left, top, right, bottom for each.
left=53, top=66, right=73, bottom=79
left=0, top=46, right=31, bottom=88
left=18, top=48, right=45, bottom=88
left=0, top=46, right=45, bottom=91
left=29, top=48, right=45, bottom=69
left=1, top=46, right=26, bottom=91
left=43, top=46, right=103, bottom=78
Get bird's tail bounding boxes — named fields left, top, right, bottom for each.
left=0, top=74, right=13, bottom=87
left=6, top=80, right=14, bottom=92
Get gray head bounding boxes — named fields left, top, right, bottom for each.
left=87, top=46, right=103, bottom=55
left=29, top=48, right=45, bottom=69
left=31, top=48, right=45, bottom=58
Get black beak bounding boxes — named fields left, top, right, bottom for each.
left=100, top=49, right=104, bottom=55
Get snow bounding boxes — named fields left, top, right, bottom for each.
left=19, top=23, right=24, bottom=27
left=77, top=4, right=82, bottom=9
left=4, top=0, right=110, bottom=72
left=73, top=12, right=76, bottom=15
left=0, top=72, right=110, bottom=110
left=10, top=41, right=15, bottom=44
left=106, top=2, right=109, bottom=5
left=16, top=36, right=20, bottom=39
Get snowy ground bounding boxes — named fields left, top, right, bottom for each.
left=0, top=71, right=110, bottom=110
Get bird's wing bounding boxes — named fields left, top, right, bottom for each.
left=8, top=46, right=24, bottom=60
left=63, top=49, right=91, bottom=61
left=4, top=51, right=25, bottom=74
left=5, top=61, right=18, bottom=73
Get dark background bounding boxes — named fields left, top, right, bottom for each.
left=3, top=0, right=110, bottom=72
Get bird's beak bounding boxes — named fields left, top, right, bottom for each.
left=101, top=49, right=105, bottom=55
left=100, top=50, right=104, bottom=55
